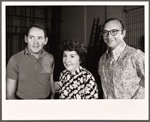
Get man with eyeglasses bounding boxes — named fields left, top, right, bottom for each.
left=98, top=18, right=145, bottom=99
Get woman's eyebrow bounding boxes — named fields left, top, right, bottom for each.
left=70, top=54, right=76, bottom=56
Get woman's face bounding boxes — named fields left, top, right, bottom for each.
left=63, top=50, right=80, bottom=74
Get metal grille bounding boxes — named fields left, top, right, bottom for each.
left=125, top=7, right=144, bottom=49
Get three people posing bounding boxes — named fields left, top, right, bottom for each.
left=6, top=18, right=145, bottom=99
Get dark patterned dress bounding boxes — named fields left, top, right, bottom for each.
left=59, top=66, right=98, bottom=99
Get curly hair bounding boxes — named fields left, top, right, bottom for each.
left=59, top=38, right=87, bottom=63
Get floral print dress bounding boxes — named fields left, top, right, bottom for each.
left=59, top=66, right=98, bottom=99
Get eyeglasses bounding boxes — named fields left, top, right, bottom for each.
left=101, top=29, right=123, bottom=37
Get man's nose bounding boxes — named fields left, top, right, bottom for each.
left=33, top=38, right=38, bottom=44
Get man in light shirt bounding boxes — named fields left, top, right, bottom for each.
left=98, top=18, right=145, bottom=99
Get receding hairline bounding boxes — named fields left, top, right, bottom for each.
left=28, top=27, right=45, bottom=36
left=103, top=19, right=123, bottom=29
left=26, top=24, right=47, bottom=38
left=103, top=18, right=125, bottom=30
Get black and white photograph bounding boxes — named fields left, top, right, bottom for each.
left=1, top=1, right=149, bottom=120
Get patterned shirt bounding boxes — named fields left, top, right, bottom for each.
left=59, top=66, right=98, bottom=99
left=98, top=41, right=145, bottom=99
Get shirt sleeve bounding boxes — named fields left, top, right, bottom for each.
left=6, top=56, right=18, bottom=80
left=133, top=50, right=145, bottom=99
left=48, top=53, right=55, bottom=74
left=84, top=74, right=98, bottom=99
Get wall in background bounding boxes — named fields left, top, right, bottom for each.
left=60, top=5, right=144, bottom=51
left=124, top=6, right=144, bottom=52
left=6, top=6, right=53, bottom=63
left=61, top=6, right=106, bottom=46
left=60, top=6, right=125, bottom=47
left=106, top=6, right=124, bottom=20
left=86, top=6, right=105, bottom=46
left=61, top=6, right=85, bottom=43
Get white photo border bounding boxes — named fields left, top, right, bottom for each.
left=1, top=1, right=149, bottom=120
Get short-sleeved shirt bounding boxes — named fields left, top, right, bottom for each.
left=6, top=48, right=54, bottom=99
left=59, top=66, right=98, bottom=99
left=98, top=41, right=145, bottom=99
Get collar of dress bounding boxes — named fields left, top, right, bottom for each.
left=66, top=66, right=82, bottom=76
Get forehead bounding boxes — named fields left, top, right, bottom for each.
left=28, top=27, right=44, bottom=36
left=64, top=50, right=78, bottom=55
left=103, top=20, right=122, bottom=30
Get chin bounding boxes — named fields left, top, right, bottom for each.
left=32, top=49, right=41, bottom=53
left=33, top=51, right=40, bottom=54
left=66, top=67, right=71, bottom=71
left=108, top=42, right=116, bottom=47
left=66, top=67, right=73, bottom=72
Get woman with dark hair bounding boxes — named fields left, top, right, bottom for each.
left=58, top=38, right=98, bottom=99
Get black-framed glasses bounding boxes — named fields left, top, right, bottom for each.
left=101, top=29, right=123, bottom=37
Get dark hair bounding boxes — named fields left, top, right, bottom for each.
left=59, top=38, right=87, bottom=63
left=26, top=24, right=47, bottom=38
left=103, top=18, right=125, bottom=30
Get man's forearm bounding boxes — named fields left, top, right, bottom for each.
left=6, top=94, right=16, bottom=99
left=50, top=82, right=55, bottom=99
left=51, top=93, right=55, bottom=99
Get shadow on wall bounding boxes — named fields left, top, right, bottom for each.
left=130, top=35, right=144, bottom=52
left=139, top=35, right=144, bottom=52
left=85, top=37, right=107, bottom=99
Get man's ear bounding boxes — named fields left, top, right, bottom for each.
left=122, top=29, right=126, bottom=38
left=44, top=37, right=48, bottom=45
left=25, top=35, right=28, bottom=43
